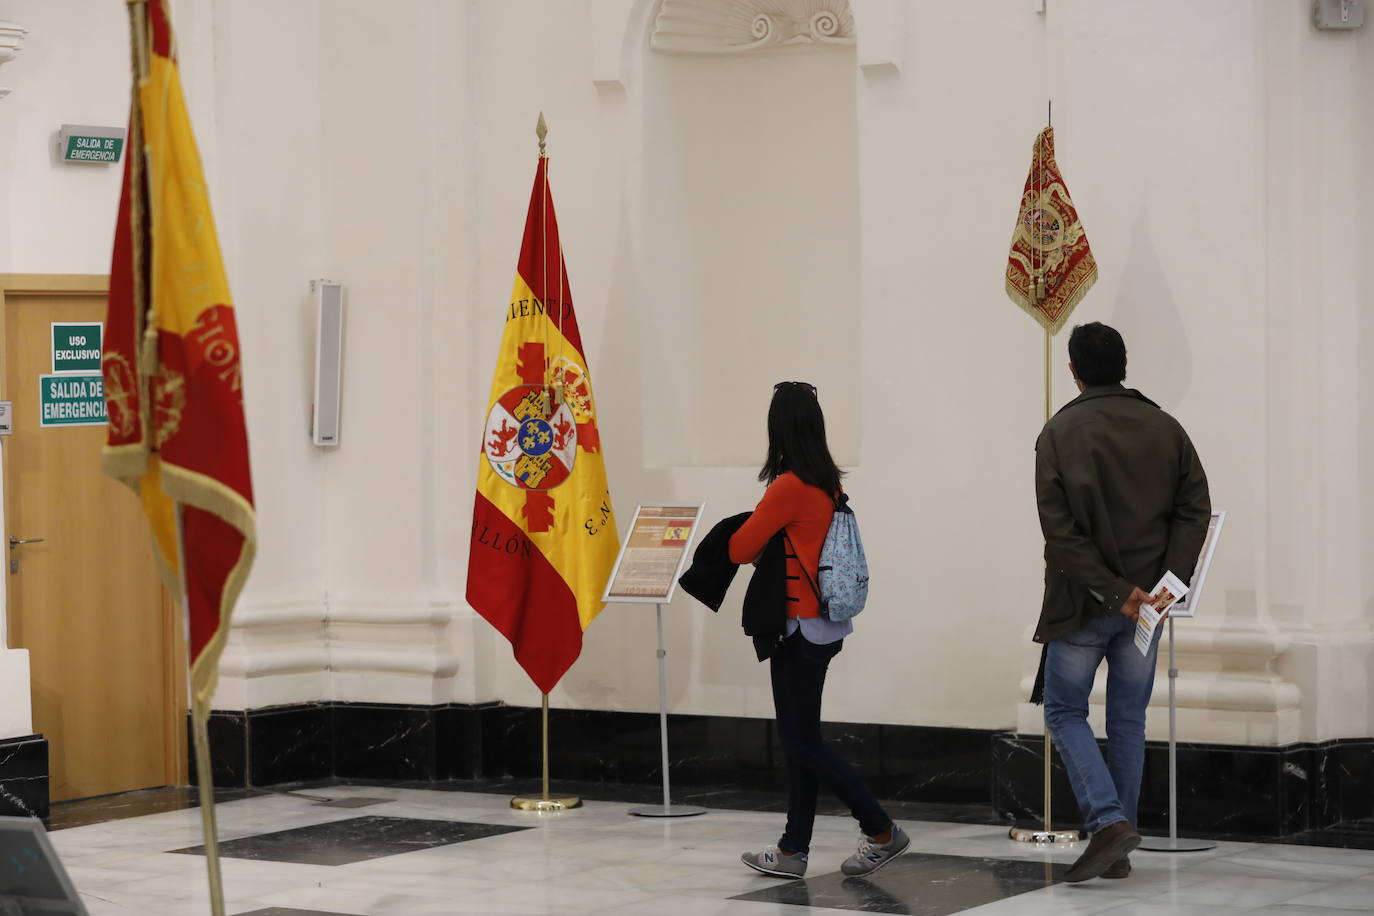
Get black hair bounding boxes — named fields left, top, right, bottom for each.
left=759, top=382, right=843, bottom=498
left=1068, top=322, right=1127, bottom=386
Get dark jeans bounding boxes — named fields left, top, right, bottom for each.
left=770, top=631, right=891, bottom=853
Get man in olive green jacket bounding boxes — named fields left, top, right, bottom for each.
left=1034, top=322, right=1210, bottom=883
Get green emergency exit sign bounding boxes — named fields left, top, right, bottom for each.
left=39, top=374, right=106, bottom=427
left=58, top=125, right=125, bottom=164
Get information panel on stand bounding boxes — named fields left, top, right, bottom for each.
left=603, top=503, right=704, bottom=603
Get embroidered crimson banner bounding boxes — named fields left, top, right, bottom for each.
left=1005, top=127, right=1098, bottom=335
left=104, top=0, right=256, bottom=714
left=467, top=154, right=618, bottom=694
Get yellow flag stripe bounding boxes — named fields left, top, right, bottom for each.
left=141, top=56, right=232, bottom=337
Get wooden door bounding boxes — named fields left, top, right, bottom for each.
left=1, top=276, right=185, bottom=802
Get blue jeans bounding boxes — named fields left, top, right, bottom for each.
left=1043, top=613, right=1160, bottom=835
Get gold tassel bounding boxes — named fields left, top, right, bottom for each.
left=141, top=310, right=158, bottom=375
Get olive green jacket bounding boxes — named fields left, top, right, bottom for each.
left=1033, top=384, right=1211, bottom=644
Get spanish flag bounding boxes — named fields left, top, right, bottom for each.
left=467, top=146, right=618, bottom=695
left=104, top=0, right=255, bottom=717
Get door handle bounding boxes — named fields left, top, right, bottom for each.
left=8, top=536, right=43, bottom=573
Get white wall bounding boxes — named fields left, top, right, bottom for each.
left=1, top=0, right=1370, bottom=747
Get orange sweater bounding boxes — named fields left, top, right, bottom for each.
left=728, top=473, right=834, bottom=619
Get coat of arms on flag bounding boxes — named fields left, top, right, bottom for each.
left=1005, top=127, right=1097, bottom=335
left=467, top=146, right=618, bottom=695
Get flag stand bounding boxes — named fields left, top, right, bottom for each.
left=1009, top=109, right=1083, bottom=845
left=511, top=694, right=582, bottom=811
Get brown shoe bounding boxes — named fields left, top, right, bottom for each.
left=1064, top=822, right=1141, bottom=883
left=1101, top=856, right=1131, bottom=879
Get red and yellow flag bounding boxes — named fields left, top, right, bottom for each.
left=467, top=153, right=618, bottom=694
left=104, top=0, right=255, bottom=715
left=1005, top=127, right=1097, bottom=334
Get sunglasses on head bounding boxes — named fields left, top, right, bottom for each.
left=774, top=381, right=818, bottom=394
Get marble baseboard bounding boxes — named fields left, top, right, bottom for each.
left=0, top=734, right=48, bottom=818
left=992, top=732, right=1374, bottom=838
left=195, top=702, right=992, bottom=805
left=185, top=703, right=1374, bottom=840
left=190, top=702, right=503, bottom=789
left=484, top=707, right=992, bottom=804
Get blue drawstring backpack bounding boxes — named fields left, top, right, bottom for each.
left=791, top=494, right=870, bottom=622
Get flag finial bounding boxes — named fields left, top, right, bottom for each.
left=536, top=112, right=548, bottom=156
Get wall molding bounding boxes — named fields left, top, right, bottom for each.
left=211, top=592, right=460, bottom=708
left=1016, top=622, right=1304, bottom=745
left=651, top=0, right=855, bottom=55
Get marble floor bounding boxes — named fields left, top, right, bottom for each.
left=37, top=784, right=1374, bottom=916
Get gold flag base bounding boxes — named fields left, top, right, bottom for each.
left=511, top=692, right=581, bottom=813
left=1009, top=826, right=1083, bottom=844
left=511, top=794, right=582, bottom=812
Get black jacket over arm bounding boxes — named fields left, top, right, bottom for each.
left=678, top=512, right=789, bottom=661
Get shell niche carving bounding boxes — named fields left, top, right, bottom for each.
left=651, top=0, right=855, bottom=54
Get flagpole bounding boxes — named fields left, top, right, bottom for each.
left=1008, top=104, right=1082, bottom=846
left=178, top=506, right=227, bottom=916
left=191, top=704, right=227, bottom=916
left=507, top=111, right=582, bottom=815
left=124, top=0, right=228, bottom=909
left=511, top=692, right=582, bottom=811
left=1040, top=109, right=1054, bottom=841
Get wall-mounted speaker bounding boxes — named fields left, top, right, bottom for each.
left=1313, top=0, right=1365, bottom=29
left=311, top=280, right=345, bottom=447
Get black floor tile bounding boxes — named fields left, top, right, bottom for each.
left=731, top=852, right=1069, bottom=915
left=172, top=816, right=529, bottom=866
left=46, top=786, right=265, bottom=831
left=314, top=796, right=393, bottom=809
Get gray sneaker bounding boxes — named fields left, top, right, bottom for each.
left=741, top=845, right=808, bottom=878
left=841, top=824, right=910, bottom=877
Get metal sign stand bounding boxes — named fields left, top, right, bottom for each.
left=1138, top=615, right=1215, bottom=853
left=601, top=502, right=708, bottom=819
left=1140, top=509, right=1225, bottom=854
left=628, top=602, right=706, bottom=819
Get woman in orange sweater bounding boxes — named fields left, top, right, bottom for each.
left=734, top=382, right=908, bottom=879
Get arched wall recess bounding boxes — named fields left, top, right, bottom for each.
left=638, top=0, right=861, bottom=468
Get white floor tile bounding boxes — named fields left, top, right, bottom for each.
left=40, top=787, right=1374, bottom=916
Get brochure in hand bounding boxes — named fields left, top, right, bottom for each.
left=1134, top=570, right=1189, bottom=656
